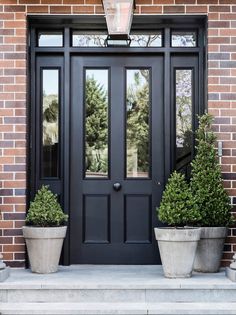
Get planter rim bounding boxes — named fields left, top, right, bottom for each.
left=22, top=225, right=67, bottom=239
left=154, top=227, right=201, bottom=242
left=199, top=226, right=227, bottom=239
left=22, top=226, right=67, bottom=228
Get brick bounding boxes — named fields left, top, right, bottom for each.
left=72, top=5, right=94, bottom=13
left=0, top=237, right=13, bottom=244
left=208, top=21, right=230, bottom=28
left=163, top=5, right=185, bottom=13
left=27, top=5, right=49, bottom=13
left=50, top=5, right=71, bottom=13
left=209, top=37, right=230, bottom=44
left=6, top=261, right=25, bottom=267
left=4, top=5, right=25, bottom=12
left=197, top=0, right=218, bottom=3
left=4, top=229, right=22, bottom=236
left=186, top=5, right=207, bottom=12
left=141, top=6, right=162, bottom=13
left=221, top=93, right=236, bottom=100
left=209, top=5, right=231, bottom=12
left=4, top=212, right=26, bottom=220
left=208, top=53, right=230, bottom=60
left=221, top=45, right=236, bottom=52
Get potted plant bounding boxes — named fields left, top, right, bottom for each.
left=22, top=185, right=68, bottom=274
left=155, top=171, right=201, bottom=278
left=191, top=113, right=234, bottom=273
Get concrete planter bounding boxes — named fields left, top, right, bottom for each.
left=154, top=227, right=201, bottom=278
left=194, top=226, right=227, bottom=273
left=22, top=226, right=67, bottom=274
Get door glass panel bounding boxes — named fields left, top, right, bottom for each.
left=85, top=69, right=109, bottom=178
left=175, top=69, right=192, bottom=170
left=171, top=31, right=197, bottom=47
left=42, top=69, right=60, bottom=178
left=126, top=69, right=150, bottom=178
left=38, top=31, right=63, bottom=47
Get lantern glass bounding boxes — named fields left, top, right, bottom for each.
left=103, top=0, right=134, bottom=36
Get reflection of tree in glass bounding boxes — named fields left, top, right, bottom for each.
left=85, top=76, right=108, bottom=174
left=74, top=35, right=107, bottom=47
left=127, top=70, right=149, bottom=174
left=130, top=35, right=162, bottom=47
left=73, top=34, right=162, bottom=48
left=43, top=94, right=59, bottom=146
left=176, top=70, right=192, bottom=160
left=172, top=34, right=196, bottom=47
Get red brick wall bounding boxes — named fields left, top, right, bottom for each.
left=0, top=0, right=235, bottom=267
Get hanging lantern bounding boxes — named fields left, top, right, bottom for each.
left=102, top=0, right=136, bottom=46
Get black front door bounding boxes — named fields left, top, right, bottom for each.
left=70, top=55, right=164, bottom=264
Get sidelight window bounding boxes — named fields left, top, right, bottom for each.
left=41, top=69, right=60, bottom=178
left=175, top=69, right=193, bottom=171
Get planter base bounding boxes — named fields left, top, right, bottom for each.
left=226, top=267, right=236, bottom=282
left=194, top=227, right=227, bottom=273
left=23, top=226, right=67, bottom=274
left=0, top=267, right=10, bottom=282
left=155, top=227, right=201, bottom=278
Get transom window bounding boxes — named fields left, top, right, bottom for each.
left=37, top=29, right=198, bottom=48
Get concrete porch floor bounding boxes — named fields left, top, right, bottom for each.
left=0, top=265, right=234, bottom=290
left=1, top=265, right=236, bottom=314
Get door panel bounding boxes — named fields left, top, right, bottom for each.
left=70, top=55, right=164, bottom=264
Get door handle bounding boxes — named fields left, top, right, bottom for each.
left=113, top=182, right=122, bottom=191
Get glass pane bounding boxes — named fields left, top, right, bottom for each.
left=126, top=69, right=150, bottom=178
left=130, top=33, right=162, bottom=47
left=38, top=31, right=63, bottom=47
left=72, top=33, right=107, bottom=47
left=72, top=32, right=162, bottom=48
left=171, top=31, right=196, bottom=47
left=42, top=69, right=59, bottom=178
left=85, top=69, right=109, bottom=178
left=175, top=69, right=192, bottom=170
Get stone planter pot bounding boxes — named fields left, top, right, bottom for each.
left=154, top=227, right=201, bottom=278
left=22, top=226, right=67, bottom=274
left=194, top=227, right=227, bottom=273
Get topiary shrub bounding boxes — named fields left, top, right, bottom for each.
left=190, top=113, right=233, bottom=227
left=157, top=171, right=201, bottom=227
left=26, top=185, right=68, bottom=227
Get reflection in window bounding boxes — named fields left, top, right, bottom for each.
left=85, top=69, right=109, bottom=178
left=42, top=69, right=59, bottom=178
left=126, top=69, right=150, bottom=178
left=172, top=31, right=196, bottom=47
left=175, top=69, right=192, bottom=170
left=72, top=33, right=107, bottom=47
left=38, top=31, right=63, bottom=47
left=72, top=32, right=162, bottom=47
left=130, top=34, right=162, bottom=47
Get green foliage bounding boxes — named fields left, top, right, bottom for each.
left=127, top=70, right=149, bottom=172
left=157, top=171, right=201, bottom=227
left=26, top=185, right=68, bottom=227
left=190, top=113, right=233, bottom=227
left=85, top=77, right=108, bottom=173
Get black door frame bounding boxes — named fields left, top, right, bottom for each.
left=28, top=15, right=206, bottom=265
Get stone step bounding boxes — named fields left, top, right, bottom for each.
left=1, top=302, right=236, bottom=315
left=1, top=266, right=236, bottom=304
left=2, top=286, right=236, bottom=303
